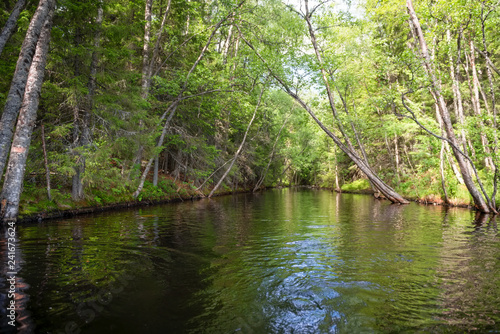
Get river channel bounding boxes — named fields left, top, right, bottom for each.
left=1, top=188, right=500, bottom=333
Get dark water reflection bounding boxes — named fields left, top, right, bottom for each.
left=1, top=189, right=500, bottom=333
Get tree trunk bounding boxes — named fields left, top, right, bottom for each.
left=84, top=2, right=102, bottom=146
left=184, top=0, right=190, bottom=36
left=463, top=51, right=484, bottom=165
left=477, top=68, right=492, bottom=116
left=133, top=0, right=153, bottom=170
left=0, top=0, right=52, bottom=181
left=0, top=0, right=27, bottom=56
left=435, top=104, right=449, bottom=204
left=71, top=167, right=83, bottom=200
left=468, top=39, right=493, bottom=169
left=331, top=146, right=340, bottom=192
left=451, top=30, right=476, bottom=176
left=71, top=3, right=102, bottom=201
left=447, top=30, right=468, bottom=153
left=480, top=6, right=497, bottom=127
left=209, top=85, right=264, bottom=198
left=153, top=154, right=159, bottom=186
left=148, top=0, right=172, bottom=79
left=232, top=34, right=240, bottom=73
left=303, top=0, right=390, bottom=197
left=133, top=5, right=244, bottom=198
left=239, top=28, right=409, bottom=204
left=222, top=21, right=234, bottom=64
left=302, top=0, right=356, bottom=154
left=141, top=0, right=153, bottom=99
left=196, top=157, right=232, bottom=192
left=41, top=124, right=51, bottom=201
left=150, top=0, right=171, bottom=188
left=440, top=140, right=449, bottom=204
left=407, top=0, right=491, bottom=213
left=444, top=143, right=464, bottom=184
left=335, top=164, right=340, bottom=192
left=71, top=25, right=83, bottom=200
left=253, top=113, right=289, bottom=192
left=394, top=133, right=400, bottom=184
left=480, top=3, right=499, bottom=208
left=133, top=104, right=178, bottom=198
left=336, top=84, right=379, bottom=194
left=1, top=2, right=54, bottom=221
left=294, top=93, right=408, bottom=203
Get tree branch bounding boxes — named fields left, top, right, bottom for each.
left=475, top=47, right=500, bottom=76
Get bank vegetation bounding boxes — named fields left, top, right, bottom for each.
left=0, top=0, right=499, bottom=221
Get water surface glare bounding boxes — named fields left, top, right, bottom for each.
left=1, top=189, right=500, bottom=333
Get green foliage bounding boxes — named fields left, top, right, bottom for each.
left=6, top=0, right=500, bottom=218
left=341, top=179, right=371, bottom=192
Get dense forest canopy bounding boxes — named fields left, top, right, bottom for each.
left=0, top=0, right=499, bottom=220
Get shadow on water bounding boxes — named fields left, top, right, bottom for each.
left=1, top=189, right=500, bottom=333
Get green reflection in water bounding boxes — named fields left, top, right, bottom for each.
left=5, top=189, right=500, bottom=333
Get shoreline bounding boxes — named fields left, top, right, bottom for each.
left=304, top=185, right=475, bottom=210
left=16, top=185, right=481, bottom=224
left=16, top=187, right=252, bottom=224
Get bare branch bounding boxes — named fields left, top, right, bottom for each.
left=475, top=47, right=500, bottom=76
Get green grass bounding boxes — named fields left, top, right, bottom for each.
left=341, top=179, right=371, bottom=192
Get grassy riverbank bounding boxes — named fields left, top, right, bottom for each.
left=336, top=177, right=479, bottom=209
left=18, top=174, right=251, bottom=222
left=19, top=172, right=498, bottom=223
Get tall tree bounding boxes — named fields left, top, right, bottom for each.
left=253, top=111, right=290, bottom=192
left=0, top=0, right=26, bottom=56
left=406, top=0, right=493, bottom=213
left=236, top=0, right=409, bottom=204
left=0, top=0, right=52, bottom=181
left=141, top=0, right=153, bottom=99
left=151, top=0, right=172, bottom=187
left=133, top=1, right=246, bottom=198
left=1, top=0, right=54, bottom=221
left=71, top=1, right=103, bottom=200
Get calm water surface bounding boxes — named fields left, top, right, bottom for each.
left=1, top=189, right=500, bottom=333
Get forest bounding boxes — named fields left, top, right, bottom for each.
left=0, top=0, right=499, bottom=221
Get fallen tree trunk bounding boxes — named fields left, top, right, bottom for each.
left=237, top=27, right=409, bottom=204
left=209, top=84, right=265, bottom=198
